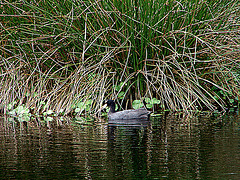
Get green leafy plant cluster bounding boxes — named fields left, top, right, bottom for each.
left=7, top=101, right=31, bottom=121
left=73, top=99, right=93, bottom=113
left=132, top=98, right=161, bottom=109
left=6, top=100, right=58, bottom=122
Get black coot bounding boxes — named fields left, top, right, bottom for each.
left=106, top=99, right=151, bottom=120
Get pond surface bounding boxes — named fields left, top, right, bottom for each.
left=0, top=113, right=239, bottom=179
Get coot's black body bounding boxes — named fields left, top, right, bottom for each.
left=106, top=100, right=151, bottom=120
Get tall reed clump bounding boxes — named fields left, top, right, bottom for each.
left=0, top=0, right=239, bottom=116
left=0, top=0, right=109, bottom=116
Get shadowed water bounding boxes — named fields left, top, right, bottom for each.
left=0, top=113, right=239, bottom=179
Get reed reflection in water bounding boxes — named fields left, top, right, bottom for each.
left=0, top=113, right=239, bottom=179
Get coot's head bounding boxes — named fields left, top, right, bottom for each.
left=107, top=99, right=115, bottom=107
left=106, top=99, right=116, bottom=113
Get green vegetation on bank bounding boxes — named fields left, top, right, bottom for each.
left=0, top=0, right=239, bottom=118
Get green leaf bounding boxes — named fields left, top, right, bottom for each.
left=46, top=110, right=54, bottom=115
left=229, top=99, right=234, bottom=103
left=75, top=108, right=81, bottom=113
left=85, top=105, right=90, bottom=111
left=9, top=109, right=16, bottom=116
left=146, top=104, right=153, bottom=109
left=151, top=113, right=162, bottom=117
left=144, top=97, right=151, bottom=104
left=76, top=102, right=85, bottom=108
left=118, top=91, right=125, bottom=99
left=18, top=115, right=31, bottom=122
left=7, top=103, right=13, bottom=110
left=40, top=101, right=45, bottom=105
left=45, top=117, right=53, bottom=121
left=16, top=105, right=30, bottom=115
left=220, top=90, right=224, bottom=95
left=132, top=100, right=143, bottom=109
left=86, top=100, right=92, bottom=105
left=7, top=101, right=17, bottom=110
left=114, top=82, right=124, bottom=91
left=152, top=98, right=160, bottom=104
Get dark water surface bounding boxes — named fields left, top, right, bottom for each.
left=0, top=113, right=239, bottom=179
